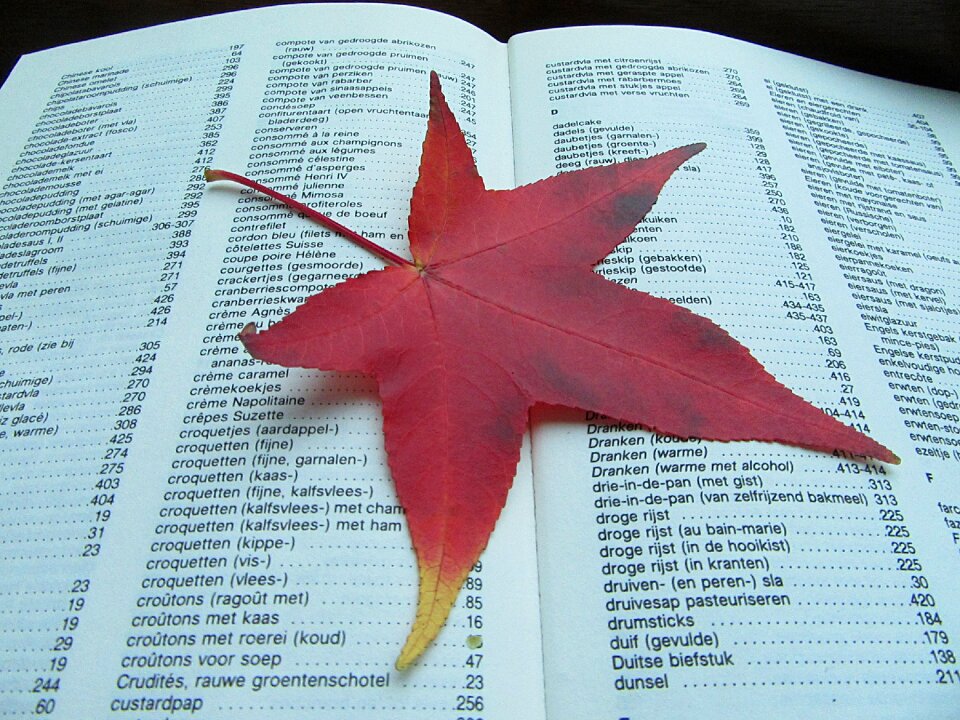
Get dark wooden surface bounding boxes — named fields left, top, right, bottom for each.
left=2, top=0, right=958, bottom=91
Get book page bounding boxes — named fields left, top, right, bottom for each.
left=507, top=26, right=960, bottom=719
left=0, top=4, right=545, bottom=718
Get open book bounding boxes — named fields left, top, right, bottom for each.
left=1, top=3, right=957, bottom=717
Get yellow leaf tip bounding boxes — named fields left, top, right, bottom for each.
left=393, top=565, right=466, bottom=670
left=394, top=619, right=435, bottom=671
left=396, top=624, right=437, bottom=670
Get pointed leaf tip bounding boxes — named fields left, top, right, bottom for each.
left=428, top=70, right=445, bottom=112
left=684, top=142, right=707, bottom=162
left=394, top=563, right=471, bottom=670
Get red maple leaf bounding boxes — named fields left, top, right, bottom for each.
left=207, top=72, right=896, bottom=669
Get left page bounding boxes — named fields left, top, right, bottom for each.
left=0, top=4, right=545, bottom=718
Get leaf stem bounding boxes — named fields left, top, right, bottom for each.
left=204, top=168, right=414, bottom=268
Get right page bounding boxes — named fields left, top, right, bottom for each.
left=507, top=26, right=960, bottom=719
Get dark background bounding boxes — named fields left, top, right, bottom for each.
left=2, top=0, right=958, bottom=91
